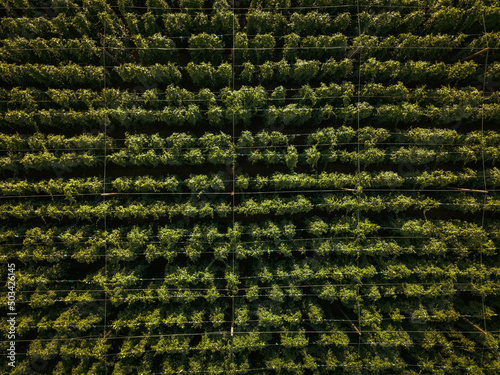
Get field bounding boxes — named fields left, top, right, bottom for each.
left=1, top=0, right=500, bottom=374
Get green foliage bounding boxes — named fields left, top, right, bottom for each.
left=132, top=34, right=177, bottom=64
left=292, top=59, right=320, bottom=84
left=290, top=11, right=331, bottom=35
left=188, top=33, right=224, bottom=64
left=114, top=63, right=181, bottom=86
left=246, top=9, right=285, bottom=34
left=250, top=34, right=275, bottom=64
left=2, top=4, right=500, bottom=374
left=162, top=12, right=192, bottom=37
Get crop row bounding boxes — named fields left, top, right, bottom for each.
left=1, top=126, right=498, bottom=175
left=2, top=58, right=497, bottom=90
left=6, top=259, right=496, bottom=286
left=0, top=193, right=498, bottom=222
left=1, top=168, right=499, bottom=196
left=3, top=282, right=497, bottom=310
left=4, top=127, right=500, bottom=150
left=1, top=217, right=496, bottom=262
left=2, top=32, right=496, bottom=66
left=3, top=83, right=497, bottom=112
left=2, top=146, right=500, bottom=171
left=2, top=102, right=500, bottom=132
left=2, top=255, right=497, bottom=310
left=2, top=5, right=499, bottom=39
left=1, top=217, right=493, bottom=247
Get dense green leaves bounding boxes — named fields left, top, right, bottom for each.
left=1, top=2, right=500, bottom=374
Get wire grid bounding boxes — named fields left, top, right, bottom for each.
left=0, top=3, right=499, bottom=374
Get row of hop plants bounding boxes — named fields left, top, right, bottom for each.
left=1, top=58, right=494, bottom=91
left=3, top=167, right=500, bottom=196
left=1, top=192, right=500, bottom=223
left=3, top=230, right=494, bottom=262
left=2, top=125, right=497, bottom=149
left=2, top=126, right=500, bottom=171
left=2, top=126, right=500, bottom=152
left=4, top=81, right=495, bottom=112
left=3, top=256, right=495, bottom=304
left=2, top=100, right=500, bottom=130
left=2, top=216, right=494, bottom=256
left=0, top=217, right=494, bottom=248
left=2, top=4, right=498, bottom=39
left=2, top=140, right=500, bottom=171
left=2, top=31, right=497, bottom=66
